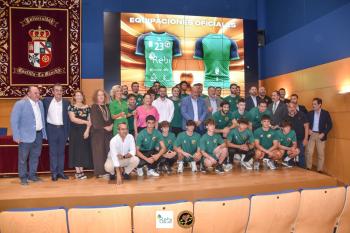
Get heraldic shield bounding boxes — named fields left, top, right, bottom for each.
left=28, top=26, right=52, bottom=68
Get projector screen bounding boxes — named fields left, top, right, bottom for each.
left=120, top=13, right=245, bottom=94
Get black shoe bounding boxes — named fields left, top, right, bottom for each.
left=122, top=173, right=131, bottom=180
left=200, top=165, right=208, bottom=173
left=57, top=174, right=69, bottom=180
left=28, top=176, right=42, bottom=182
left=215, top=164, right=224, bottom=174
left=109, top=174, right=116, bottom=180
left=20, top=178, right=28, bottom=186
left=51, top=175, right=58, bottom=181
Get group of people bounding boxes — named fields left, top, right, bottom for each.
left=10, top=81, right=333, bottom=186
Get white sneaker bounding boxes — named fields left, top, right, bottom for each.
left=253, top=161, right=260, bottom=170
left=266, top=159, right=277, bottom=170
left=177, top=161, right=184, bottom=173
left=137, top=168, right=144, bottom=177
left=234, top=154, right=241, bottom=161
left=224, top=163, right=233, bottom=172
left=240, top=154, right=246, bottom=162
left=241, top=161, right=253, bottom=170
left=190, top=161, right=197, bottom=172
left=147, top=169, right=160, bottom=177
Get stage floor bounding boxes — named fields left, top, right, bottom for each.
left=0, top=167, right=337, bottom=211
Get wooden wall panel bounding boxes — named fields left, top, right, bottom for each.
left=0, top=79, right=104, bottom=136
left=262, top=57, right=350, bottom=184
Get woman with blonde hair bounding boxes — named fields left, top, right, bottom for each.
left=68, top=90, right=93, bottom=179
left=90, top=89, right=113, bottom=178
left=109, top=85, right=128, bottom=135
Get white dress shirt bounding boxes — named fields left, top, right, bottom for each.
left=312, top=110, right=321, bottom=132
left=47, top=98, right=63, bottom=125
left=191, top=97, right=199, bottom=121
left=108, top=134, right=136, bottom=167
left=272, top=100, right=280, bottom=114
left=29, top=99, right=43, bottom=131
left=152, top=97, right=174, bottom=123
left=251, top=95, right=257, bottom=107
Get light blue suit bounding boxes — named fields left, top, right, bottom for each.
left=11, top=98, right=47, bottom=142
left=10, top=98, right=47, bottom=181
left=180, top=95, right=207, bottom=133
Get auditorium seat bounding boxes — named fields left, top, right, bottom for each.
left=336, top=186, right=350, bottom=233
left=192, top=196, right=250, bottom=233
left=133, top=200, right=193, bottom=233
left=293, top=186, right=346, bottom=233
left=68, top=204, right=131, bottom=233
left=0, top=207, right=68, bottom=233
left=245, top=190, right=300, bottom=233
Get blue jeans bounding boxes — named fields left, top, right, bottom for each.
left=18, top=131, right=43, bottom=180
left=47, top=124, right=66, bottom=176
left=297, top=140, right=306, bottom=168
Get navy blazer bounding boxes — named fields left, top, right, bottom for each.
left=307, top=109, right=333, bottom=141
left=180, top=95, right=207, bottom=130
left=43, top=97, right=70, bottom=141
left=245, top=95, right=258, bottom=111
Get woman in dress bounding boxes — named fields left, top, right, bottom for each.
left=109, top=85, right=128, bottom=136
left=68, top=90, right=92, bottom=179
left=90, top=89, right=113, bottom=178
left=134, top=93, right=160, bottom=137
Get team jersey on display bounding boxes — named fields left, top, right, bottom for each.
left=135, top=32, right=182, bottom=87
left=194, top=34, right=239, bottom=88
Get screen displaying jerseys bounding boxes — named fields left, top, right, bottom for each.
left=135, top=32, right=182, bottom=88
left=194, top=34, right=239, bottom=88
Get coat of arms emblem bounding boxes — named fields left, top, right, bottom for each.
left=28, top=26, right=52, bottom=68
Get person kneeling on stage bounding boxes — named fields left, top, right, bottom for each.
left=227, top=118, right=255, bottom=170
left=104, top=122, right=140, bottom=185
left=157, top=121, right=177, bottom=174
left=254, top=115, right=281, bottom=170
left=174, top=120, right=202, bottom=173
left=212, top=101, right=235, bottom=138
left=199, top=119, right=228, bottom=173
left=276, top=120, right=300, bottom=168
left=136, top=115, right=166, bottom=177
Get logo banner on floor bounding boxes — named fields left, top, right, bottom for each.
left=0, top=1, right=81, bottom=98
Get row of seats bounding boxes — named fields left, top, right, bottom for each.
left=0, top=186, right=349, bottom=233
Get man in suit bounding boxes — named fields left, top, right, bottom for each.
left=245, top=86, right=258, bottom=111
left=306, top=98, right=333, bottom=172
left=11, top=86, right=47, bottom=185
left=257, top=86, right=272, bottom=105
left=204, top=86, right=222, bottom=120
left=279, top=88, right=290, bottom=104
left=181, top=85, right=207, bottom=134
left=268, top=90, right=288, bottom=128
left=290, top=94, right=308, bottom=114
left=43, top=84, right=70, bottom=181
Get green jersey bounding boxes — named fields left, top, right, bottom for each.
left=227, top=128, right=254, bottom=145
left=161, top=132, right=176, bottom=151
left=276, top=129, right=297, bottom=147
left=136, top=32, right=182, bottom=87
left=127, top=107, right=136, bottom=132
left=194, top=34, right=239, bottom=88
left=136, top=128, right=164, bottom=151
left=174, top=131, right=201, bottom=155
left=223, top=95, right=240, bottom=112
left=134, top=94, right=144, bottom=106
left=248, top=107, right=272, bottom=130
left=199, top=133, right=224, bottom=159
left=253, top=127, right=277, bottom=150
left=170, top=98, right=182, bottom=128
left=212, top=111, right=234, bottom=129
left=232, top=110, right=250, bottom=121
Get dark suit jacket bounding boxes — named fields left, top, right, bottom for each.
left=297, top=105, right=308, bottom=115
left=204, top=97, right=222, bottom=120
left=307, top=109, right=333, bottom=141
left=43, top=97, right=70, bottom=140
left=181, top=96, right=207, bottom=130
left=268, top=101, right=288, bottom=127
left=245, top=95, right=258, bottom=111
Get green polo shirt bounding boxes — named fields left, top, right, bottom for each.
left=136, top=128, right=164, bottom=151
left=174, top=131, right=201, bottom=154
left=212, top=111, right=234, bottom=129
left=227, top=128, right=254, bottom=145
left=161, top=132, right=177, bottom=151
left=170, top=98, right=182, bottom=129
left=223, top=95, right=239, bottom=112
left=276, top=129, right=297, bottom=147
left=232, top=110, right=250, bottom=121
left=134, top=93, right=143, bottom=106
left=253, top=127, right=277, bottom=150
left=248, top=107, right=272, bottom=129
left=127, top=107, right=136, bottom=132
left=200, top=133, right=224, bottom=159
